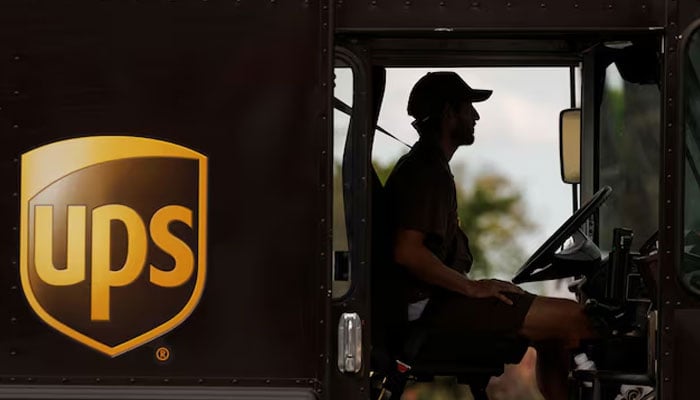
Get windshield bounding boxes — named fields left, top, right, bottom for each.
left=598, top=62, right=660, bottom=253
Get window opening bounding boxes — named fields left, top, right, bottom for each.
left=681, top=30, right=700, bottom=297
left=332, top=67, right=353, bottom=299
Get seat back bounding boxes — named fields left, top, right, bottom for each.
left=370, top=166, right=409, bottom=372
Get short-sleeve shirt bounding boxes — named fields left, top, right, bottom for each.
left=385, top=139, right=473, bottom=304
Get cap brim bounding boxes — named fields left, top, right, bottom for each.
left=469, top=89, right=493, bottom=102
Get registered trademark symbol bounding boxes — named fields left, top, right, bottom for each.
left=155, top=346, right=171, bottom=362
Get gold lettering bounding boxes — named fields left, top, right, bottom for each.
left=149, top=206, right=194, bottom=287
left=91, top=205, right=147, bottom=321
left=34, top=205, right=86, bottom=286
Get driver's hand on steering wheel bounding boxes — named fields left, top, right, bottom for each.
left=467, top=279, right=525, bottom=306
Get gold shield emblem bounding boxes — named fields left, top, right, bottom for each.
left=20, top=136, right=207, bottom=357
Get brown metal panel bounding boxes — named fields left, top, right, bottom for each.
left=663, top=3, right=700, bottom=399
left=673, top=310, right=700, bottom=400
left=336, top=0, right=665, bottom=33
left=0, top=0, right=330, bottom=387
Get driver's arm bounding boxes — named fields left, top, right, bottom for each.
left=394, top=229, right=522, bottom=305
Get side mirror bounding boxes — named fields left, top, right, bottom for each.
left=559, top=108, right=581, bottom=184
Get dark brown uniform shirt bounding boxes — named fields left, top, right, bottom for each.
left=385, top=139, right=473, bottom=304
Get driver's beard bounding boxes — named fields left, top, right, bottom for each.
left=451, top=121, right=475, bottom=146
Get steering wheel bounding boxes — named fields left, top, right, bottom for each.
left=512, top=186, right=612, bottom=284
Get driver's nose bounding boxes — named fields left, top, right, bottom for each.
left=472, top=105, right=480, bottom=121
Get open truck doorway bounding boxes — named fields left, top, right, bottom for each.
left=331, top=40, right=661, bottom=398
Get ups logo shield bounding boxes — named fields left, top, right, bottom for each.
left=20, top=136, right=207, bottom=357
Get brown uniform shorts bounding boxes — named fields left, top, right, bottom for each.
left=420, top=290, right=536, bottom=336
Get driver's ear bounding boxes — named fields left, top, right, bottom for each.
left=442, top=102, right=454, bottom=118
left=442, top=102, right=457, bottom=123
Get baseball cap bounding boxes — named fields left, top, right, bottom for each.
left=407, top=71, right=492, bottom=121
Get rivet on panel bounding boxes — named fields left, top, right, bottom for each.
left=163, top=378, right=170, bottom=383
left=129, top=378, right=136, bottom=383
left=665, top=300, right=671, bottom=305
left=265, top=379, right=271, bottom=384
left=9, top=377, right=15, bottom=382
left=10, top=285, right=17, bottom=291
left=666, top=225, right=671, bottom=230
left=9, top=350, right=16, bottom=356
left=440, top=1, right=446, bottom=6
left=669, top=47, right=675, bottom=52
left=665, top=351, right=670, bottom=356
left=664, top=326, right=670, bottom=331
left=12, top=192, right=17, bottom=197
left=540, top=2, right=546, bottom=8
left=95, top=378, right=101, bottom=383
left=607, top=4, right=612, bottom=9
left=574, top=3, right=579, bottom=8
left=61, top=378, right=69, bottom=383
left=665, top=275, right=671, bottom=280
left=198, top=379, right=204, bottom=384
left=506, top=2, right=511, bottom=7
left=232, top=379, right=239, bottom=384
left=676, top=301, right=681, bottom=306
left=12, top=55, right=20, bottom=61
left=405, top=0, right=411, bottom=5
left=12, top=124, right=19, bottom=129
left=12, top=91, right=19, bottom=96
left=664, top=377, right=670, bottom=382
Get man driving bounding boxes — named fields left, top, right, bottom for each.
left=385, top=71, right=597, bottom=400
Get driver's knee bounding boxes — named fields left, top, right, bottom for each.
left=520, top=296, right=595, bottom=345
